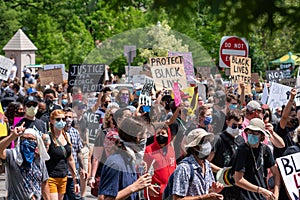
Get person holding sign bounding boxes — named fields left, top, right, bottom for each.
left=233, top=118, right=280, bottom=200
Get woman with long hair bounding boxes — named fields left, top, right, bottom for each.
left=42, top=109, right=80, bottom=200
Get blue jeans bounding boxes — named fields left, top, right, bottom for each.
left=63, top=178, right=82, bottom=200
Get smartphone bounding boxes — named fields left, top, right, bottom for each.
left=142, top=106, right=151, bottom=113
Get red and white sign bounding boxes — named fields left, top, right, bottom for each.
left=219, top=36, right=249, bottom=68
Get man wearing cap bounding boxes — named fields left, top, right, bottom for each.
left=233, top=118, right=280, bottom=200
left=0, top=125, right=50, bottom=200
left=16, top=96, right=47, bottom=136
left=171, top=128, right=224, bottom=200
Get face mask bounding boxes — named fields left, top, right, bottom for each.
left=55, top=121, right=66, bottom=130
left=103, top=103, right=109, bottom=108
left=291, top=118, right=299, bottom=128
left=203, top=116, right=212, bottom=125
left=45, top=99, right=53, bottom=106
left=248, top=134, right=260, bottom=145
left=26, top=106, right=38, bottom=117
left=65, top=117, right=73, bottom=127
left=123, top=139, right=146, bottom=165
left=61, top=99, right=68, bottom=106
left=120, top=95, right=129, bottom=104
left=226, top=127, right=240, bottom=137
left=135, top=90, right=141, bottom=96
left=20, top=139, right=37, bottom=167
left=36, top=110, right=46, bottom=118
left=156, top=135, right=168, bottom=144
left=195, top=142, right=212, bottom=159
left=16, top=111, right=25, bottom=117
left=229, top=104, right=238, bottom=110
left=53, top=99, right=58, bottom=104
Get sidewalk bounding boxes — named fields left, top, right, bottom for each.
left=0, top=173, right=96, bottom=200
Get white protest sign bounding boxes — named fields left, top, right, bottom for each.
left=230, top=55, right=251, bottom=94
left=132, top=74, right=146, bottom=84
left=87, top=97, right=98, bottom=109
left=277, top=152, right=300, bottom=200
left=149, top=56, right=187, bottom=90
left=0, top=55, right=13, bottom=81
left=267, top=82, right=292, bottom=110
left=139, top=77, right=154, bottom=106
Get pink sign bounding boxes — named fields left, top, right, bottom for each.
left=173, top=82, right=181, bottom=107
left=13, top=117, right=23, bottom=128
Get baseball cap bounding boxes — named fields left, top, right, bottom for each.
left=23, top=96, right=39, bottom=106
left=244, top=118, right=268, bottom=136
left=246, top=100, right=262, bottom=112
left=184, top=128, right=214, bottom=149
left=27, top=87, right=37, bottom=95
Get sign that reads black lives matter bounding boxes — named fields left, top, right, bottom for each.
left=230, top=55, right=251, bottom=94
left=149, top=56, right=187, bottom=90
left=68, top=64, right=105, bottom=93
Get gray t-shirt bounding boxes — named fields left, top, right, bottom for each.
left=5, top=149, right=49, bottom=200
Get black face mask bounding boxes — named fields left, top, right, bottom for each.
left=291, top=118, right=299, bottom=128
left=36, top=110, right=47, bottom=119
left=156, top=135, right=168, bottom=144
left=45, top=99, right=53, bottom=106
left=103, top=103, right=109, bottom=108
left=15, top=111, right=25, bottom=117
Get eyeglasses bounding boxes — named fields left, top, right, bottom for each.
left=26, top=103, right=38, bottom=107
left=55, top=118, right=66, bottom=122
left=232, top=124, right=243, bottom=129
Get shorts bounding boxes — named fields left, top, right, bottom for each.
left=81, top=145, right=90, bottom=171
left=48, top=176, right=68, bottom=194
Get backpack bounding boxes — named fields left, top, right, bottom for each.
left=162, top=160, right=194, bottom=200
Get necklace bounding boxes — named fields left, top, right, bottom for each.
left=249, top=145, right=263, bottom=171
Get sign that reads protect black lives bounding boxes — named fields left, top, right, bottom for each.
left=149, top=56, right=187, bottom=90
left=68, top=64, right=105, bottom=93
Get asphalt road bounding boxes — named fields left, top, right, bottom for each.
left=0, top=173, right=97, bottom=200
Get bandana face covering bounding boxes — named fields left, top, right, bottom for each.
left=20, top=139, right=37, bottom=167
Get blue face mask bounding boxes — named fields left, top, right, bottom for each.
left=20, top=139, right=37, bottom=167
left=229, top=104, right=238, bottom=110
left=204, top=116, right=212, bottom=125
left=55, top=121, right=66, bottom=130
left=135, top=90, right=141, bottom=96
left=248, top=134, right=260, bottom=145
left=61, top=99, right=68, bottom=106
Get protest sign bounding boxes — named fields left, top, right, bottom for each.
left=132, top=74, right=147, bottom=84
left=39, top=68, right=63, bottom=86
left=173, top=82, right=181, bottom=107
left=251, top=73, right=260, bottom=83
left=280, top=78, right=296, bottom=87
left=43, top=63, right=68, bottom=81
left=277, top=152, right=300, bottom=200
left=87, top=97, right=98, bottom=109
left=68, top=64, right=105, bottom=93
left=266, top=70, right=284, bottom=83
left=84, top=110, right=100, bottom=144
left=267, top=82, right=292, bottom=110
left=0, top=55, right=13, bottom=81
left=125, top=66, right=143, bottom=77
left=139, top=77, right=154, bottom=106
left=230, top=56, right=251, bottom=94
left=280, top=63, right=293, bottom=79
left=149, top=56, right=187, bottom=90
left=196, top=66, right=212, bottom=80
left=168, top=52, right=195, bottom=83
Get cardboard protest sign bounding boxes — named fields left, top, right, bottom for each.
left=132, top=74, right=147, bottom=84
left=125, top=66, right=143, bottom=77
left=0, top=55, right=13, bottom=81
left=139, top=77, right=154, bottom=106
left=266, top=70, right=284, bottom=83
left=149, top=56, right=187, bottom=90
left=230, top=56, right=251, bottom=94
left=68, top=64, right=105, bottom=93
left=173, top=82, right=181, bottom=107
left=168, top=52, right=195, bottom=83
left=277, top=152, right=300, bottom=200
left=39, top=68, right=63, bottom=86
left=267, top=82, right=292, bottom=110
left=279, top=78, right=296, bottom=87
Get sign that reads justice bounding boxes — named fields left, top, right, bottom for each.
left=68, top=64, right=105, bottom=93
left=149, top=56, right=187, bottom=90
left=230, top=55, right=251, bottom=94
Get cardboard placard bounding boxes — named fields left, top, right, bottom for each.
left=168, top=52, right=195, bottom=83
left=277, top=152, right=300, bottom=200
left=279, top=78, right=296, bottom=87
left=132, top=75, right=147, bottom=84
left=149, top=56, right=187, bottom=90
left=230, top=56, right=251, bottom=94
left=139, top=77, right=154, bottom=106
left=84, top=110, right=100, bottom=144
left=173, top=82, right=181, bottom=107
left=0, top=55, right=13, bottom=81
left=125, top=66, right=143, bottom=77
left=68, top=64, right=105, bottom=93
left=266, top=70, right=284, bottom=83
left=267, top=82, right=292, bottom=110
left=39, top=68, right=63, bottom=86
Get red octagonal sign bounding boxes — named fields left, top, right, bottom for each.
left=219, top=36, right=249, bottom=68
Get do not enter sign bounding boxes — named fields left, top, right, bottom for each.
left=219, top=36, right=249, bottom=68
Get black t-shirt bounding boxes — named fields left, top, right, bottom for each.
left=273, top=122, right=295, bottom=159
left=232, top=143, right=275, bottom=200
left=16, top=117, right=47, bottom=136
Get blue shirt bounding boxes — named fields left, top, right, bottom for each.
left=172, top=155, right=215, bottom=197
left=99, top=150, right=139, bottom=200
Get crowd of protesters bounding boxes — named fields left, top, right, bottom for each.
left=0, top=68, right=299, bottom=200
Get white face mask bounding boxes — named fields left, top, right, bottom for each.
left=123, top=139, right=147, bottom=165
left=195, top=142, right=212, bottom=159
left=26, top=106, right=38, bottom=117
left=226, top=127, right=240, bottom=137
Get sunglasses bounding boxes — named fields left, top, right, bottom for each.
left=55, top=118, right=66, bottom=122
left=231, top=124, right=243, bottom=129
left=26, top=103, right=38, bottom=107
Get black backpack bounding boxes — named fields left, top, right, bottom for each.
left=162, top=159, right=194, bottom=200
